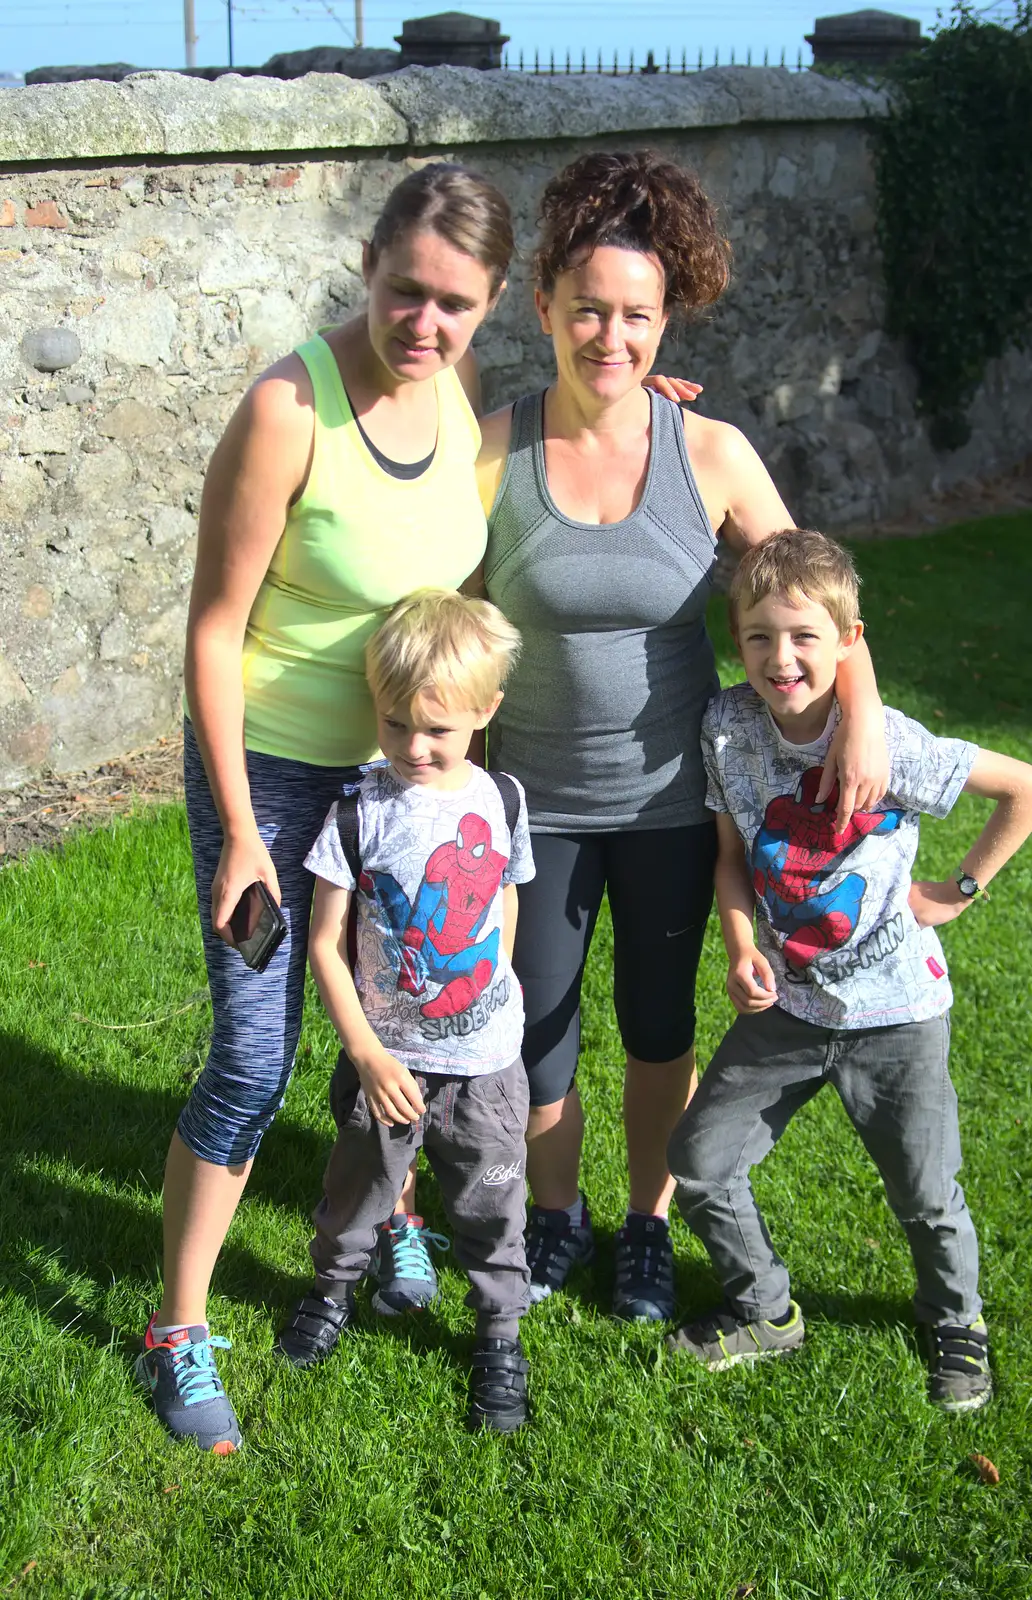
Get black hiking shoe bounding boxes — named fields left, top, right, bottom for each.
left=525, top=1199, right=595, bottom=1304
left=275, top=1288, right=356, bottom=1368
left=612, top=1213, right=675, bottom=1322
left=468, top=1337, right=530, bottom=1433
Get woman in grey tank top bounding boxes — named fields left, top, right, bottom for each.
left=479, top=151, right=890, bottom=1321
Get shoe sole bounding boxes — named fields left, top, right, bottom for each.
left=932, top=1385, right=993, bottom=1414
left=371, top=1289, right=437, bottom=1316
left=666, top=1338, right=805, bottom=1372
left=468, top=1409, right=528, bottom=1434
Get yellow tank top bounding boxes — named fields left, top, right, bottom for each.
left=242, top=333, right=487, bottom=766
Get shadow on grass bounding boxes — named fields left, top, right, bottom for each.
left=0, top=1029, right=342, bottom=1351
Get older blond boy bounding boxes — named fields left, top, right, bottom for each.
left=276, top=589, right=535, bottom=1432
left=667, top=530, right=1032, bottom=1412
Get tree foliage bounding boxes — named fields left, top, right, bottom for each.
left=874, top=3, right=1032, bottom=450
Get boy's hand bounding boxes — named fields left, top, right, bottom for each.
left=356, top=1050, right=427, bottom=1126
left=908, top=879, right=969, bottom=929
left=727, top=948, right=779, bottom=1014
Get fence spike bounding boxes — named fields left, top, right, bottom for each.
left=730, top=45, right=735, bottom=65
left=565, top=48, right=570, bottom=73
left=665, top=47, right=670, bottom=73
left=549, top=48, right=555, bottom=74
left=714, top=46, right=719, bottom=66
left=598, top=47, right=603, bottom=74
left=629, top=47, right=635, bottom=73
left=763, top=46, right=768, bottom=67
left=581, top=48, right=586, bottom=73
left=797, top=47, right=803, bottom=71
left=612, top=49, right=618, bottom=76
left=534, top=47, right=539, bottom=74
left=780, top=46, right=785, bottom=68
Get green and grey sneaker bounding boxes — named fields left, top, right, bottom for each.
left=665, top=1301, right=805, bottom=1371
left=926, top=1318, right=992, bottom=1413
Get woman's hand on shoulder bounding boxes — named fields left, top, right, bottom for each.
left=644, top=374, right=704, bottom=405
left=475, top=404, right=515, bottom=517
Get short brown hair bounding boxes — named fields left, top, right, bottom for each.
left=368, top=163, right=514, bottom=296
left=534, top=149, right=731, bottom=312
left=729, top=530, right=861, bottom=637
left=366, top=589, right=521, bottom=713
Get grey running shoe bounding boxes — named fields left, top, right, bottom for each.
left=612, top=1213, right=675, bottom=1322
left=371, top=1213, right=449, bottom=1315
left=136, top=1318, right=241, bottom=1453
left=926, top=1318, right=992, bottom=1413
left=525, top=1199, right=595, bottom=1304
left=666, top=1300, right=805, bottom=1370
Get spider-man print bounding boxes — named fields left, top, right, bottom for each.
left=751, top=767, right=905, bottom=971
left=361, top=811, right=508, bottom=1019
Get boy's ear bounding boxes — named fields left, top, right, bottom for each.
left=838, top=619, right=864, bottom=658
left=473, top=690, right=504, bottom=729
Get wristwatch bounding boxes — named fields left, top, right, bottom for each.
left=955, top=871, right=990, bottom=903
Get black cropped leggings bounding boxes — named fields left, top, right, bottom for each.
left=513, top=822, right=718, bottom=1107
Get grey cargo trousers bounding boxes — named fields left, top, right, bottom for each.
left=668, top=1006, right=981, bottom=1328
left=310, top=1051, right=531, bottom=1340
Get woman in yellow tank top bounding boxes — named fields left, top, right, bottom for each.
left=138, top=166, right=514, bottom=1453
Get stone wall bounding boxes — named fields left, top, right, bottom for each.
left=1, top=67, right=1029, bottom=788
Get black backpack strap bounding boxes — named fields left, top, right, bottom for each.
left=486, top=769, right=520, bottom=841
left=335, top=790, right=362, bottom=887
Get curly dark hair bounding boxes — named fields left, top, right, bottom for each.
left=534, top=149, right=732, bottom=312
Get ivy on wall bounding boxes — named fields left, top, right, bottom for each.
left=873, top=2, right=1032, bottom=450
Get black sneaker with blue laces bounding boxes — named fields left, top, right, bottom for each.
left=372, top=1213, right=449, bottom=1315
left=525, top=1198, right=595, bottom=1304
left=136, top=1318, right=241, bottom=1454
left=612, top=1213, right=675, bottom=1322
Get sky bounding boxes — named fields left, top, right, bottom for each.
left=3, top=1, right=958, bottom=79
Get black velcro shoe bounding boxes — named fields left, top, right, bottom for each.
left=275, top=1288, right=355, bottom=1368
left=468, top=1337, right=530, bottom=1433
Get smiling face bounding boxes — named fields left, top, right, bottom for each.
left=375, top=689, right=501, bottom=791
left=363, top=227, right=499, bottom=385
left=735, top=592, right=863, bottom=743
left=535, top=244, right=668, bottom=405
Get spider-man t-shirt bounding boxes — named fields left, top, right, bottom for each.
left=701, top=685, right=978, bottom=1028
left=306, top=765, right=535, bottom=1075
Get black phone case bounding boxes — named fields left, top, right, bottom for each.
left=229, top=881, right=287, bottom=973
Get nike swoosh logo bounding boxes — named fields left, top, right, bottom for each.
left=666, top=926, right=693, bottom=939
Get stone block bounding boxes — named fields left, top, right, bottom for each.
left=20, top=327, right=82, bottom=372
left=97, top=399, right=167, bottom=439
left=145, top=505, right=194, bottom=549
left=0, top=458, right=46, bottom=520
left=0, top=650, right=30, bottom=709
left=87, top=290, right=179, bottom=367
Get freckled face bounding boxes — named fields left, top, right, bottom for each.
left=736, top=593, right=860, bottom=731
left=535, top=245, right=668, bottom=403
left=363, top=229, right=497, bottom=384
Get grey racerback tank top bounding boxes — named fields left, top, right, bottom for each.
left=485, top=387, right=720, bottom=833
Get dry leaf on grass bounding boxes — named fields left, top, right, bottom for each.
left=969, top=1453, right=1000, bottom=1485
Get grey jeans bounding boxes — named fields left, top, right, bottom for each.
left=310, top=1053, right=530, bottom=1340
left=668, top=1005, right=981, bottom=1327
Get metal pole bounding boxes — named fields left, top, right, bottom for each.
left=184, top=0, right=197, bottom=67
left=227, top=1, right=234, bottom=66
left=355, top=0, right=364, bottom=47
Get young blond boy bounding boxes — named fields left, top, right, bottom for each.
left=666, top=530, right=1032, bottom=1412
left=276, top=589, right=535, bottom=1432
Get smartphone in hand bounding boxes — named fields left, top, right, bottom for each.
left=228, top=880, right=287, bottom=973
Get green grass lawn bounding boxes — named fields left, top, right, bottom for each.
left=2, top=514, right=1031, bottom=1600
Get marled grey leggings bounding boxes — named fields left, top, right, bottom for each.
left=178, top=719, right=372, bottom=1166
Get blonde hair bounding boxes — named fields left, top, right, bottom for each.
left=729, top=529, right=861, bottom=638
left=366, top=589, right=521, bottom=712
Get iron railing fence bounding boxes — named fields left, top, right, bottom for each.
left=500, top=46, right=808, bottom=74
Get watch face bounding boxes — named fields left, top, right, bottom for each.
left=957, top=875, right=979, bottom=898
